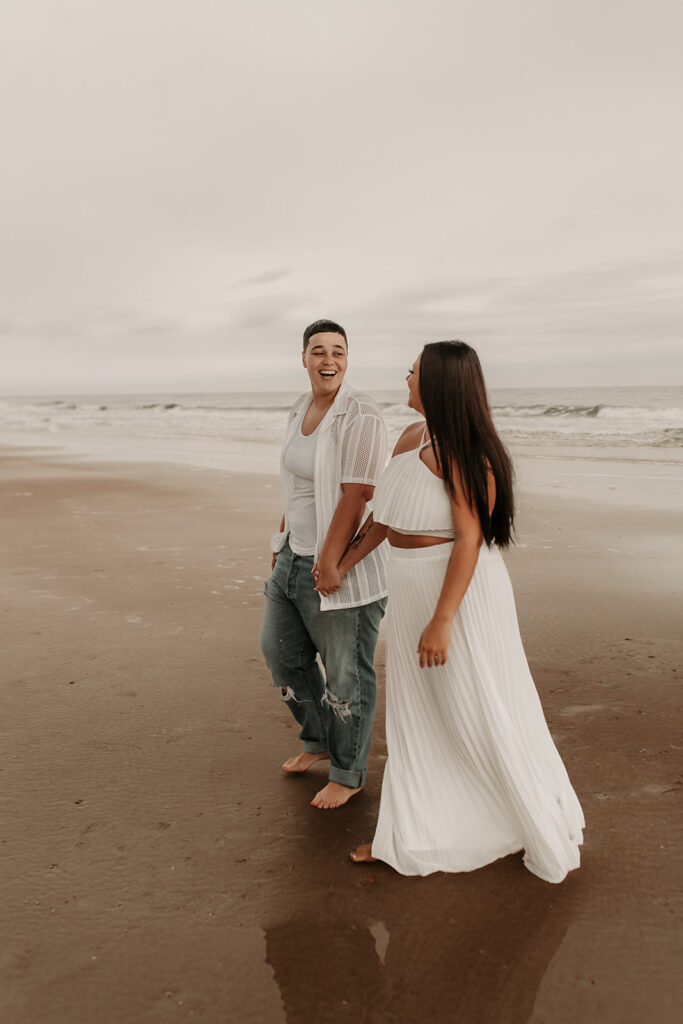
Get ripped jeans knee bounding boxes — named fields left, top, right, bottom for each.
left=281, top=684, right=353, bottom=724
left=281, top=686, right=306, bottom=704
left=320, top=686, right=353, bottom=723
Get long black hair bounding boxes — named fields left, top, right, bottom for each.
left=419, top=340, right=514, bottom=547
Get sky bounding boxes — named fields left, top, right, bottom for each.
left=1, top=0, right=682, bottom=394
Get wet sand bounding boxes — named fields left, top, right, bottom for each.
left=1, top=444, right=681, bottom=1023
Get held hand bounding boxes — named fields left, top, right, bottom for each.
left=417, top=618, right=451, bottom=669
left=313, top=561, right=342, bottom=597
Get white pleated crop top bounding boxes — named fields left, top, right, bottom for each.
left=373, top=441, right=454, bottom=538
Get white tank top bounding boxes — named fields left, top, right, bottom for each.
left=282, top=420, right=320, bottom=554
left=373, top=441, right=454, bottom=538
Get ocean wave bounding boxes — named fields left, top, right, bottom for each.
left=492, top=403, right=683, bottom=422
left=543, top=404, right=601, bottom=417
left=1, top=389, right=681, bottom=450
left=656, top=428, right=683, bottom=446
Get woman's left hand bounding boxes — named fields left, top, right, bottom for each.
left=313, top=561, right=343, bottom=597
left=417, top=618, right=451, bottom=668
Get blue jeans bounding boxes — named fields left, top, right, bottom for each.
left=260, top=541, right=386, bottom=788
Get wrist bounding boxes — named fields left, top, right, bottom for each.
left=431, top=612, right=455, bottom=626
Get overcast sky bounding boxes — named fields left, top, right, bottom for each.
left=2, top=0, right=681, bottom=394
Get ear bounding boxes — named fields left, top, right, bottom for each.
left=302, top=348, right=308, bottom=368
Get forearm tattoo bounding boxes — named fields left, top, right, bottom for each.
left=348, top=516, right=374, bottom=553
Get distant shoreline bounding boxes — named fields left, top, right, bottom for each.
left=1, top=382, right=682, bottom=457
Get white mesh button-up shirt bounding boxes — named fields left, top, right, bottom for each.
left=271, top=382, right=389, bottom=611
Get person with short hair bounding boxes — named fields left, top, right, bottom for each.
left=340, top=340, right=584, bottom=881
left=260, top=319, right=388, bottom=809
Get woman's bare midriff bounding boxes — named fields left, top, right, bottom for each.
left=387, top=529, right=452, bottom=549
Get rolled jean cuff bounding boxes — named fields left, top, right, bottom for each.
left=328, top=764, right=366, bottom=788
left=303, top=741, right=328, bottom=755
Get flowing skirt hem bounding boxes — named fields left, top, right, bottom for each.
left=370, top=838, right=524, bottom=878
left=371, top=542, right=585, bottom=884
left=371, top=831, right=585, bottom=882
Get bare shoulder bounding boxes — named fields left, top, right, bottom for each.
left=420, top=442, right=443, bottom=478
left=392, top=420, right=426, bottom=456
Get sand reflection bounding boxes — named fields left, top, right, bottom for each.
left=265, top=862, right=577, bottom=1024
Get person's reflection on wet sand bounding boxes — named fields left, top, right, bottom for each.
left=266, top=917, right=388, bottom=1023
left=265, top=857, right=578, bottom=1024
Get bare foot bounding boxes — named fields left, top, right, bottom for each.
left=311, top=781, right=362, bottom=809
left=282, top=751, right=330, bottom=774
left=350, top=843, right=377, bottom=863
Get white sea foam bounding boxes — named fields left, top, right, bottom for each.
left=0, top=386, right=681, bottom=469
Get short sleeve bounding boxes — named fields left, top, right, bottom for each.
left=340, top=401, right=388, bottom=485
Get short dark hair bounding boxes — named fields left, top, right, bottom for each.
left=303, top=319, right=347, bottom=351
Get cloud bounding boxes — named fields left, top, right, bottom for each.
left=231, top=268, right=291, bottom=288
left=1, top=2, right=682, bottom=391
left=2, top=256, right=681, bottom=392
left=350, top=258, right=683, bottom=345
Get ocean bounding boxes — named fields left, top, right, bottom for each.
left=2, top=385, right=679, bottom=507
left=2, top=385, right=681, bottom=444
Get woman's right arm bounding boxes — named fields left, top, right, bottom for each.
left=338, top=514, right=388, bottom=577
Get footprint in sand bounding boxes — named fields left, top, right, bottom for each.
left=633, top=783, right=681, bottom=797
left=560, top=704, right=606, bottom=716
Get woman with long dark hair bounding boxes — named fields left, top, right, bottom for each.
left=332, top=341, right=584, bottom=881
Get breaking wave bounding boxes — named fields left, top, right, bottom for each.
left=0, top=386, right=681, bottom=451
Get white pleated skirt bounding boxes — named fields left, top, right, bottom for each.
left=371, top=543, right=584, bottom=882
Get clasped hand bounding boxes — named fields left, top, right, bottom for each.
left=313, top=568, right=451, bottom=669
left=313, top=561, right=343, bottom=596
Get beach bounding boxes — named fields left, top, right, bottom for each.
left=1, top=439, right=681, bottom=1024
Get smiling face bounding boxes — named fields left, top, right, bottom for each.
left=406, top=351, right=425, bottom=414
left=302, top=331, right=348, bottom=398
